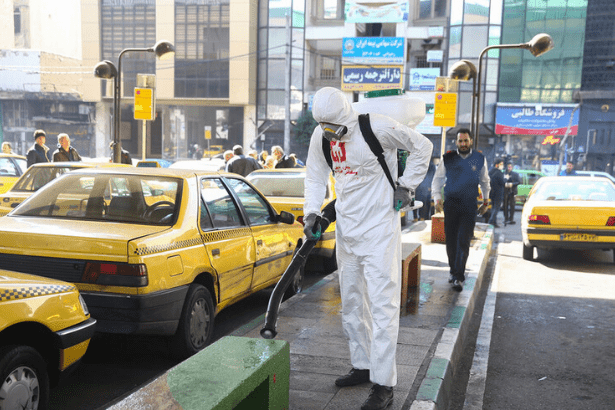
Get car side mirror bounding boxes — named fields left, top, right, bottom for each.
left=278, top=210, right=295, bottom=224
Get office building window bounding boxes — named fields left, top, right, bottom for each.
left=175, top=0, right=230, bottom=98
left=101, top=0, right=156, bottom=98
left=418, top=0, right=446, bottom=19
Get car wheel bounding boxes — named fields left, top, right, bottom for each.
left=0, top=345, right=49, bottom=410
left=171, top=284, right=214, bottom=360
left=284, top=248, right=305, bottom=299
left=522, top=243, right=534, bottom=261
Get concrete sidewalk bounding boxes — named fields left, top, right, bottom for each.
left=232, top=220, right=494, bottom=410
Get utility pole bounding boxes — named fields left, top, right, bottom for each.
left=284, top=12, right=291, bottom=154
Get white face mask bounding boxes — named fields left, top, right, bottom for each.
left=320, top=123, right=348, bottom=142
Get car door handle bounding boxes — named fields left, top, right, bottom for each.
left=257, top=240, right=263, bottom=246
left=212, top=248, right=220, bottom=256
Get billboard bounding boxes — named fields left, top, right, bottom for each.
left=408, top=68, right=440, bottom=91
left=341, top=66, right=403, bottom=92
left=495, top=104, right=579, bottom=135
left=342, top=37, right=405, bottom=65
left=345, top=0, right=409, bottom=23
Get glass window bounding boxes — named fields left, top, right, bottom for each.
left=435, top=0, right=446, bottom=17
left=0, top=158, right=18, bottom=177
left=419, top=0, right=431, bottom=19
left=12, top=166, right=78, bottom=192
left=449, top=26, right=462, bottom=59
left=462, top=25, right=488, bottom=58
left=226, top=178, right=273, bottom=226
left=450, top=0, right=463, bottom=25
left=489, top=0, right=503, bottom=24
left=464, top=0, right=489, bottom=24
left=200, top=178, right=244, bottom=229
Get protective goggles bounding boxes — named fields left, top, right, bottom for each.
left=320, top=123, right=348, bottom=142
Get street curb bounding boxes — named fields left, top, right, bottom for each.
left=410, top=223, right=494, bottom=410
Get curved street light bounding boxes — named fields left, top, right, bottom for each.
left=449, top=59, right=477, bottom=138
left=450, top=33, right=554, bottom=149
left=95, top=40, right=175, bottom=163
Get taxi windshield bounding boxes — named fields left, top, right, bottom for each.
left=12, top=173, right=182, bottom=225
left=12, top=166, right=84, bottom=192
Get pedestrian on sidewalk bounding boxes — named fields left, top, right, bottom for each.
left=488, top=158, right=505, bottom=227
left=26, top=129, right=51, bottom=167
left=432, top=128, right=490, bottom=291
left=53, top=133, right=82, bottom=162
left=503, top=162, right=520, bottom=224
left=225, top=144, right=262, bottom=176
left=303, top=87, right=432, bottom=410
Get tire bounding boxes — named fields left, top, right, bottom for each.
left=284, top=248, right=305, bottom=299
left=0, top=345, right=49, bottom=410
left=171, top=284, right=214, bottom=360
left=522, top=243, right=534, bottom=261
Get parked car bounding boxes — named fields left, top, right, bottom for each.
left=0, top=270, right=96, bottom=409
left=521, top=176, right=615, bottom=261
left=169, top=158, right=225, bottom=172
left=136, top=158, right=174, bottom=168
left=0, top=162, right=130, bottom=216
left=0, top=167, right=303, bottom=358
left=0, top=153, right=28, bottom=194
left=515, top=169, right=545, bottom=205
left=247, top=168, right=338, bottom=272
left=575, top=170, right=615, bottom=184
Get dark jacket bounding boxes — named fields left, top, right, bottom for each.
left=488, top=167, right=506, bottom=201
left=53, top=146, right=82, bottom=162
left=26, top=144, right=51, bottom=167
left=504, top=170, right=521, bottom=195
left=275, top=155, right=297, bottom=169
left=226, top=155, right=262, bottom=176
left=443, top=150, right=485, bottom=202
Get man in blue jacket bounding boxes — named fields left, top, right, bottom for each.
left=488, top=159, right=505, bottom=227
left=432, top=129, right=490, bottom=291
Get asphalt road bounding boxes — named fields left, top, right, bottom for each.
left=49, top=267, right=329, bottom=410
left=450, top=218, right=615, bottom=409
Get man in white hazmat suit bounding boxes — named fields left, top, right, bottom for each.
left=303, top=87, right=432, bottom=410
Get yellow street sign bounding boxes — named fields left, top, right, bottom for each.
left=433, top=92, right=457, bottom=127
left=134, top=88, right=154, bottom=121
left=204, top=126, right=212, bottom=140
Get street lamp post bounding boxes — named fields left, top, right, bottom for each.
left=94, top=40, right=174, bottom=163
left=449, top=33, right=554, bottom=150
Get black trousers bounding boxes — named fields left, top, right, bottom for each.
left=503, top=192, right=516, bottom=222
left=443, top=197, right=476, bottom=282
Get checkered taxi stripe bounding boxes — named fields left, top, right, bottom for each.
left=0, top=284, right=75, bottom=302
left=133, top=228, right=252, bottom=256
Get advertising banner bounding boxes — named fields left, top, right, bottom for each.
left=408, top=68, right=440, bottom=91
left=345, top=0, right=409, bottom=23
left=495, top=104, right=579, bottom=135
left=341, top=65, right=403, bottom=91
left=342, top=37, right=405, bottom=65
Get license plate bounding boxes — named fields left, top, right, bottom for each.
left=560, top=233, right=596, bottom=241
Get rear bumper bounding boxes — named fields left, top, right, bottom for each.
left=527, top=239, right=615, bottom=250
left=81, top=286, right=189, bottom=335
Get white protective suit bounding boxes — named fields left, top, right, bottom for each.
left=304, top=87, right=433, bottom=386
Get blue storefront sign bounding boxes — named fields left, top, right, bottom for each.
left=495, top=103, right=579, bottom=135
left=342, top=37, right=405, bottom=65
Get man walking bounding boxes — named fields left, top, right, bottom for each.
left=503, top=162, right=521, bottom=224
left=432, top=128, right=490, bottom=291
left=225, top=145, right=262, bottom=176
left=304, top=87, right=432, bottom=410
left=26, top=129, right=51, bottom=167
left=488, top=159, right=505, bottom=228
left=53, top=133, right=82, bottom=162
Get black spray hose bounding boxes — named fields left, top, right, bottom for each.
left=261, top=199, right=337, bottom=339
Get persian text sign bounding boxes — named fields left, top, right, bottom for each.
left=342, top=37, right=405, bottom=65
left=341, top=66, right=403, bottom=92
left=345, top=0, right=408, bottom=23
left=433, top=93, right=457, bottom=127
left=134, top=88, right=154, bottom=121
left=495, top=104, right=579, bottom=135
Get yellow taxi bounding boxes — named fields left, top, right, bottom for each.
left=521, top=176, right=615, bottom=261
left=0, top=167, right=303, bottom=358
left=0, top=162, right=130, bottom=216
left=0, top=270, right=96, bottom=409
left=246, top=168, right=338, bottom=273
left=0, top=153, right=27, bottom=194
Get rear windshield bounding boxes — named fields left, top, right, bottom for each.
left=533, top=179, right=615, bottom=202
left=12, top=173, right=182, bottom=225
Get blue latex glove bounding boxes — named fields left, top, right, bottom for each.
left=303, top=213, right=322, bottom=240
left=394, top=185, right=411, bottom=211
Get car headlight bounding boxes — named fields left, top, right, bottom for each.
left=78, top=294, right=90, bottom=316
